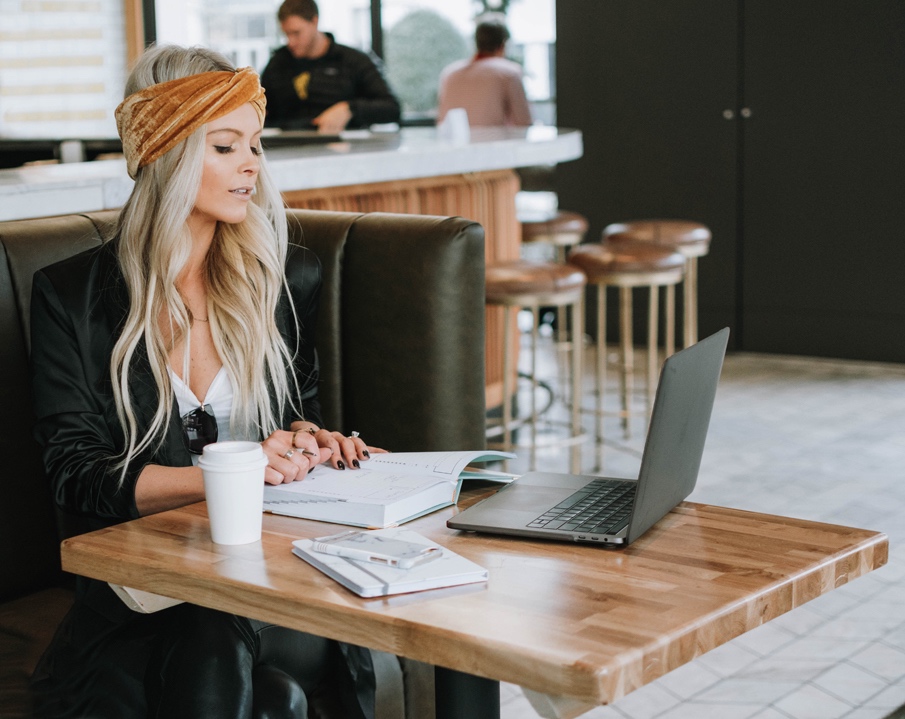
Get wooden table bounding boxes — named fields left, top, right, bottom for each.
left=60, top=488, right=887, bottom=719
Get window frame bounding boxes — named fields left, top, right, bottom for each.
left=140, top=0, right=385, bottom=57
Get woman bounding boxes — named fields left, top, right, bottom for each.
left=30, top=44, right=379, bottom=718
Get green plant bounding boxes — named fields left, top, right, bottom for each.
left=384, top=10, right=469, bottom=115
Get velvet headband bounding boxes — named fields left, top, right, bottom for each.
left=115, top=67, right=266, bottom=179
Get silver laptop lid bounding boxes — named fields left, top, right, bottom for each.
left=625, top=327, right=729, bottom=543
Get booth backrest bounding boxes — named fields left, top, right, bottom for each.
left=0, top=208, right=487, bottom=602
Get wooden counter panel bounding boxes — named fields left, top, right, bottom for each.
left=60, top=492, right=887, bottom=706
left=283, top=169, right=521, bottom=410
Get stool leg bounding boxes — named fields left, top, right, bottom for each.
left=571, top=293, right=584, bottom=474
left=684, top=257, right=698, bottom=348
left=556, top=245, right=568, bottom=346
left=501, top=305, right=513, bottom=473
left=595, top=284, right=607, bottom=471
left=665, top=284, right=676, bottom=359
left=647, top=285, right=659, bottom=419
left=619, top=286, right=633, bottom=439
left=529, top=304, right=539, bottom=471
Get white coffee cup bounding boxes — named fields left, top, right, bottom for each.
left=199, top=441, right=268, bottom=545
left=439, top=107, right=471, bottom=145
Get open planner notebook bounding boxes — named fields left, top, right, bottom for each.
left=263, top=450, right=514, bottom=528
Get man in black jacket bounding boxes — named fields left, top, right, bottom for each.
left=261, top=0, right=401, bottom=132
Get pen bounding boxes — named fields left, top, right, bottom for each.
left=301, top=449, right=318, bottom=458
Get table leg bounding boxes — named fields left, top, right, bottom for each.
left=435, top=666, right=500, bottom=719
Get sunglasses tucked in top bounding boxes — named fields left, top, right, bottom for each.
left=182, top=404, right=219, bottom=454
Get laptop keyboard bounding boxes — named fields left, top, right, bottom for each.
left=527, top=479, right=636, bottom=535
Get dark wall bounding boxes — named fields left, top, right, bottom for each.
left=556, top=0, right=740, bottom=346
left=555, top=0, right=905, bottom=362
left=740, top=1, right=905, bottom=361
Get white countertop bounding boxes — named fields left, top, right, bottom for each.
left=0, top=126, right=582, bottom=222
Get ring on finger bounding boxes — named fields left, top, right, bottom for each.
left=283, top=449, right=295, bottom=460
left=294, top=427, right=317, bottom=445
left=350, top=431, right=360, bottom=439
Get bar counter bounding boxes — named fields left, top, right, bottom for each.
left=0, top=126, right=582, bottom=407
left=0, top=127, right=581, bottom=222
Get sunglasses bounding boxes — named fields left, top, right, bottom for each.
left=181, top=404, right=218, bottom=455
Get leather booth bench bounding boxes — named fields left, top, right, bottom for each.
left=0, top=209, right=487, bottom=718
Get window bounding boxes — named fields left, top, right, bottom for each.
left=507, top=0, right=556, bottom=123
left=0, top=0, right=127, bottom=139
left=0, top=0, right=555, bottom=143
left=381, top=0, right=555, bottom=121
left=151, top=0, right=555, bottom=123
left=153, top=0, right=370, bottom=73
left=316, top=1, right=372, bottom=51
left=155, top=0, right=278, bottom=71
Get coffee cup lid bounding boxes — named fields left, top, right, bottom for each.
left=199, top=441, right=265, bottom=467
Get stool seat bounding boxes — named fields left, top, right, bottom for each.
left=602, top=220, right=711, bottom=347
left=603, top=220, right=711, bottom=258
left=521, top=210, right=590, bottom=247
left=569, top=240, right=685, bottom=285
left=486, top=260, right=586, bottom=305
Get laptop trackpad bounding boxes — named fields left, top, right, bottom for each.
left=489, top=483, right=569, bottom=512
left=450, top=474, right=589, bottom=530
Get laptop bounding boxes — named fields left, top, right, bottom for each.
left=447, top=327, right=729, bottom=546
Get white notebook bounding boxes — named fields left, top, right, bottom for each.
left=292, top=528, right=488, bottom=598
left=264, top=450, right=514, bottom=528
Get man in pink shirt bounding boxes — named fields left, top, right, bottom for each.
left=437, top=15, right=533, bottom=127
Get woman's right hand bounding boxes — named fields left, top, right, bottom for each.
left=260, top=429, right=331, bottom=485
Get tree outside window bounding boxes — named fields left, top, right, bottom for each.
left=381, top=0, right=554, bottom=123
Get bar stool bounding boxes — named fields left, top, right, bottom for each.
left=568, top=239, right=685, bottom=470
left=485, top=259, right=587, bottom=473
left=520, top=210, right=589, bottom=345
left=521, top=210, right=589, bottom=257
left=602, top=220, right=711, bottom=347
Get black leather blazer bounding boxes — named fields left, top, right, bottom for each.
left=30, top=239, right=323, bottom=528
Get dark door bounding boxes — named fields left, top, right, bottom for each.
left=741, top=0, right=905, bottom=360
left=556, top=0, right=741, bottom=342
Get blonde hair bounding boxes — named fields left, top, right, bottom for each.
left=110, top=44, right=299, bottom=479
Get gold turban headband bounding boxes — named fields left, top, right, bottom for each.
left=115, top=67, right=266, bottom=179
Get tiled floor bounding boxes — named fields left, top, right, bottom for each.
left=497, top=333, right=905, bottom=719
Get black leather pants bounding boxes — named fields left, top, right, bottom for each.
left=32, top=583, right=369, bottom=719
left=146, top=605, right=332, bottom=719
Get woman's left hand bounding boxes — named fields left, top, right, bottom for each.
left=290, top=421, right=386, bottom=472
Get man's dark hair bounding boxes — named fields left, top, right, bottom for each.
left=475, top=14, right=510, bottom=53
left=278, top=0, right=318, bottom=23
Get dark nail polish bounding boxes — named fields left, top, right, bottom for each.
left=352, top=459, right=360, bottom=469
left=363, top=450, right=371, bottom=459
left=337, top=461, right=345, bottom=470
